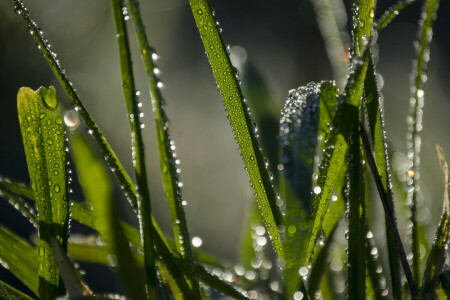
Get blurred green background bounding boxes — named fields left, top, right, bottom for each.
left=0, top=0, right=449, bottom=296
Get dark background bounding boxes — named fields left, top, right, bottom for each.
left=0, top=0, right=449, bottom=296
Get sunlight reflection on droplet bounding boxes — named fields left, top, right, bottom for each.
left=64, top=110, right=80, bottom=130
left=192, top=236, right=202, bottom=248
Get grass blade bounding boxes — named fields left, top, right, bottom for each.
left=406, top=0, right=441, bottom=287
left=346, top=115, right=366, bottom=300
left=360, top=124, right=418, bottom=297
left=280, top=81, right=339, bottom=296
left=187, top=0, right=284, bottom=260
left=301, top=0, right=375, bottom=268
left=12, top=0, right=138, bottom=211
left=125, top=1, right=200, bottom=296
left=0, top=226, right=37, bottom=295
left=310, top=0, right=349, bottom=87
left=364, top=55, right=402, bottom=299
left=420, top=145, right=450, bottom=296
left=17, top=86, right=69, bottom=298
left=110, top=0, right=158, bottom=296
left=0, top=181, right=37, bottom=228
left=0, top=280, right=34, bottom=300
left=376, top=0, right=418, bottom=32
left=51, top=237, right=93, bottom=297
left=366, top=229, right=388, bottom=300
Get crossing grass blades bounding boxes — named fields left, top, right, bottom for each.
left=0, top=0, right=448, bottom=299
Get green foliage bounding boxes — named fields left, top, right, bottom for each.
left=0, top=0, right=447, bottom=299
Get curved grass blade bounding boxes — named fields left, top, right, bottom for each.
left=364, top=55, right=402, bottom=299
left=0, top=226, right=37, bottom=296
left=406, top=0, right=440, bottom=286
left=109, top=1, right=158, bottom=297
left=420, top=145, right=450, bottom=296
left=280, top=81, right=339, bottom=296
left=51, top=237, right=93, bottom=297
left=187, top=0, right=284, bottom=260
left=12, top=0, right=138, bottom=211
left=0, top=179, right=245, bottom=299
left=0, top=280, right=34, bottom=300
left=17, top=86, right=69, bottom=299
left=0, top=181, right=37, bottom=228
left=125, top=1, right=200, bottom=296
left=376, top=0, right=417, bottom=32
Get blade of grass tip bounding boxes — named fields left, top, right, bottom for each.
left=364, top=54, right=402, bottom=299
left=346, top=111, right=366, bottom=300
left=0, top=280, right=34, bottom=300
left=12, top=0, right=138, bottom=212
left=301, top=0, right=375, bottom=268
left=376, top=0, right=418, bottom=32
left=50, top=237, right=93, bottom=297
left=406, top=0, right=440, bottom=287
left=187, top=0, right=284, bottom=260
left=420, top=145, right=450, bottom=296
left=0, top=181, right=37, bottom=228
left=17, top=87, right=69, bottom=298
left=310, top=0, right=349, bottom=88
left=360, top=124, right=418, bottom=297
left=109, top=0, right=158, bottom=297
left=366, top=228, right=389, bottom=300
left=126, top=1, right=200, bottom=296
left=0, top=226, right=38, bottom=296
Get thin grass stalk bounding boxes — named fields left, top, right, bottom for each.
left=12, top=0, right=138, bottom=211
left=360, top=124, right=418, bottom=297
left=0, top=280, right=34, bottom=300
left=109, top=1, right=158, bottom=296
left=406, top=0, right=440, bottom=286
left=126, top=1, right=201, bottom=296
left=0, top=182, right=37, bottom=228
left=187, top=0, right=284, bottom=260
left=364, top=55, right=402, bottom=299
left=376, top=0, right=418, bottom=32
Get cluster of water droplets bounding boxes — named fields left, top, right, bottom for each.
left=366, top=230, right=390, bottom=297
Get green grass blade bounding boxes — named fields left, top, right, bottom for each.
left=364, top=55, right=402, bottom=299
left=420, top=145, right=450, bottom=296
left=280, top=81, right=339, bottom=296
left=195, top=267, right=250, bottom=300
left=376, top=0, right=417, bottom=32
left=360, top=125, right=417, bottom=296
left=0, top=181, right=37, bottom=228
left=0, top=226, right=37, bottom=295
left=125, top=1, right=200, bottom=296
left=51, top=237, right=93, bottom=297
left=12, top=0, right=138, bottom=211
left=346, top=116, right=366, bottom=300
left=109, top=1, right=158, bottom=297
left=310, top=0, right=349, bottom=87
left=187, top=0, right=284, bottom=260
left=301, top=0, right=375, bottom=266
left=0, top=179, right=244, bottom=299
left=406, top=0, right=440, bottom=287
left=17, top=86, right=69, bottom=298
left=0, top=280, right=34, bottom=300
